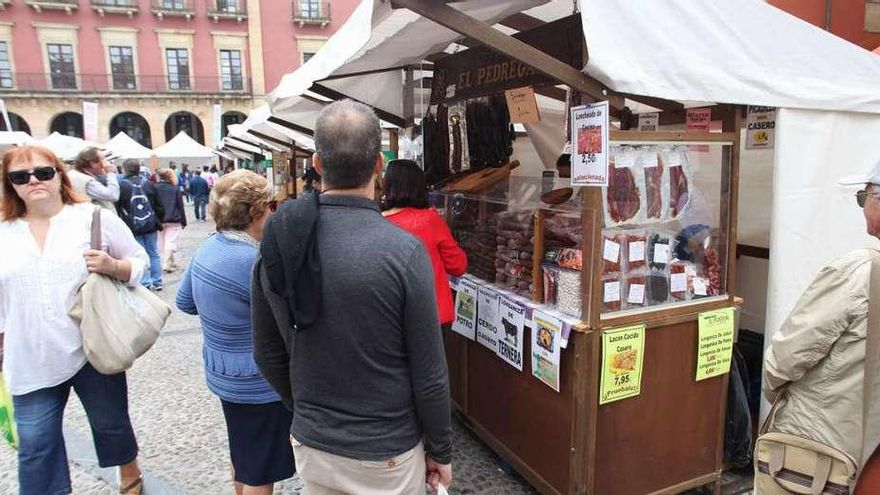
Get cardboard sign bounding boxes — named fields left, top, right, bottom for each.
left=504, top=86, right=541, bottom=124
left=571, top=101, right=610, bottom=187
left=497, top=296, right=526, bottom=371
left=476, top=285, right=501, bottom=353
left=638, top=112, right=659, bottom=132
left=686, top=107, right=711, bottom=152
left=746, top=106, right=777, bottom=149
left=600, top=325, right=646, bottom=405
left=452, top=277, right=478, bottom=340
left=531, top=310, right=563, bottom=392
left=696, top=308, right=735, bottom=381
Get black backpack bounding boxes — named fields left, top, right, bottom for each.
left=126, top=178, right=158, bottom=234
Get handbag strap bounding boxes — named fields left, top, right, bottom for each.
left=90, top=206, right=102, bottom=251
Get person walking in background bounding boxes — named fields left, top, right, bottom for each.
left=382, top=159, right=468, bottom=328
left=116, top=159, right=165, bottom=290
left=762, top=159, right=880, bottom=492
left=0, top=146, right=148, bottom=495
left=179, top=164, right=192, bottom=204
left=68, top=147, right=120, bottom=211
left=189, top=170, right=210, bottom=222
left=252, top=100, right=453, bottom=494
left=155, top=168, right=187, bottom=273
left=176, top=170, right=297, bottom=495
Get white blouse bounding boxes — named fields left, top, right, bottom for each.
left=0, top=203, right=148, bottom=395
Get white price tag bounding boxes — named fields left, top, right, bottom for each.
left=604, top=281, right=621, bottom=302
left=685, top=264, right=697, bottom=278
left=614, top=147, right=636, bottom=169
left=693, top=277, right=708, bottom=296
left=603, top=239, right=620, bottom=263
left=639, top=148, right=659, bottom=169
left=629, top=241, right=645, bottom=263
left=653, top=243, right=670, bottom=264
left=670, top=272, right=687, bottom=292
left=627, top=283, right=645, bottom=304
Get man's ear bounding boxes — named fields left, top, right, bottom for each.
left=313, top=153, right=323, bottom=176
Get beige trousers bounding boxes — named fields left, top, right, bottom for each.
left=291, top=437, right=426, bottom=495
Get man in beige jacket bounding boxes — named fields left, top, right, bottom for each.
left=764, top=159, right=880, bottom=466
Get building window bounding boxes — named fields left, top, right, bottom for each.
left=1, top=113, right=30, bottom=134
left=303, top=52, right=315, bottom=63
left=48, top=43, right=76, bottom=90
left=299, top=0, right=319, bottom=18
left=110, top=112, right=152, bottom=147
left=50, top=112, right=84, bottom=138
left=217, top=0, right=238, bottom=12
left=219, top=49, right=243, bottom=91
left=163, top=0, right=186, bottom=9
left=0, top=42, right=12, bottom=89
left=221, top=111, right=246, bottom=137
left=109, top=46, right=136, bottom=90
left=166, top=48, right=190, bottom=90
left=165, top=111, right=204, bottom=144
left=868, top=0, right=880, bottom=33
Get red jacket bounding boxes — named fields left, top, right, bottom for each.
left=385, top=207, right=468, bottom=324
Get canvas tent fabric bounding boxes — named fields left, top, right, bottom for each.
left=153, top=132, right=214, bottom=167
left=103, top=132, right=152, bottom=160
left=0, top=131, right=34, bottom=153
left=36, top=132, right=96, bottom=161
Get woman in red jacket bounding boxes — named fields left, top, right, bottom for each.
left=382, top=159, right=467, bottom=326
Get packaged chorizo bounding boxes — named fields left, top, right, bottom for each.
left=623, top=270, right=648, bottom=310
left=602, top=272, right=622, bottom=313
left=669, top=261, right=693, bottom=302
left=647, top=231, right=673, bottom=270
left=602, top=230, right=624, bottom=274
left=623, top=230, right=648, bottom=271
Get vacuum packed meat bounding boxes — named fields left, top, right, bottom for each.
left=606, top=165, right=640, bottom=224
left=645, top=150, right=663, bottom=219
left=670, top=162, right=689, bottom=217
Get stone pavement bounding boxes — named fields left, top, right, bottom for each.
left=0, top=203, right=536, bottom=495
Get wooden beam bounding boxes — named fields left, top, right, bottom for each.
left=498, top=12, right=545, bottom=32
left=391, top=0, right=623, bottom=109
left=403, top=66, right=415, bottom=126
left=225, top=143, right=258, bottom=156
left=249, top=130, right=294, bottom=149
left=300, top=93, right=330, bottom=106
left=267, top=116, right=314, bottom=137
left=311, top=83, right=408, bottom=128
left=228, top=136, right=263, bottom=151
left=534, top=85, right=567, bottom=102
left=620, top=92, right=685, bottom=112
left=318, top=65, right=408, bottom=81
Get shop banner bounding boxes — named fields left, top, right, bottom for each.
left=82, top=101, right=98, bottom=142
left=531, top=310, right=563, bottom=392
left=638, top=112, right=659, bottom=132
left=570, top=101, right=610, bottom=187
left=504, top=86, right=540, bottom=124
left=696, top=308, right=735, bottom=381
left=476, top=285, right=501, bottom=353
left=452, top=277, right=478, bottom=340
left=745, top=106, right=777, bottom=150
left=600, top=325, right=646, bottom=405
left=213, top=104, right=223, bottom=146
left=686, top=107, right=711, bottom=152
left=497, top=295, right=525, bottom=371
left=0, top=99, right=11, bottom=132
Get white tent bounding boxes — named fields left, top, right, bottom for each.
left=103, top=132, right=153, bottom=161
left=153, top=131, right=215, bottom=168
left=0, top=131, right=35, bottom=154
left=36, top=132, right=97, bottom=162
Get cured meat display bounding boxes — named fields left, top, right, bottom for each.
left=645, top=150, right=664, bottom=219
left=606, top=164, right=640, bottom=224
left=670, top=163, right=689, bottom=217
left=495, top=211, right=534, bottom=298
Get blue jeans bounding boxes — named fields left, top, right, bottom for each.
left=135, top=231, right=163, bottom=287
left=13, top=363, right=138, bottom=495
left=193, top=196, right=208, bottom=220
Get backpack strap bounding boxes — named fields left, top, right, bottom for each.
left=90, top=206, right=102, bottom=251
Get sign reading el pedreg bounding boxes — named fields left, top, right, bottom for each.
left=496, top=295, right=525, bottom=371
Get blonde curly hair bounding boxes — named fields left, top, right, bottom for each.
left=208, top=169, right=273, bottom=231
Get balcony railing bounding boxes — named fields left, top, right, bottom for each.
left=151, top=0, right=194, bottom=20
left=208, top=0, right=247, bottom=22
left=91, top=0, right=138, bottom=17
left=26, top=0, right=79, bottom=14
left=2, top=73, right=252, bottom=95
left=292, top=1, right=330, bottom=27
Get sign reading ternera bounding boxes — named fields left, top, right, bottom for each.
left=696, top=308, right=735, bottom=381
left=430, top=16, right=583, bottom=104
left=496, top=295, right=525, bottom=371
left=600, top=325, right=645, bottom=405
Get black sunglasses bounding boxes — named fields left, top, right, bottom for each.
left=7, top=166, right=57, bottom=186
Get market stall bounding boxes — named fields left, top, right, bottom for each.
left=153, top=131, right=215, bottom=169
left=103, top=132, right=153, bottom=163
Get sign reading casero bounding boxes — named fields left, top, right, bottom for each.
left=430, top=15, right=583, bottom=104
left=600, top=325, right=646, bottom=405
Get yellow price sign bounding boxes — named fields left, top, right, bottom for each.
left=600, top=325, right=645, bottom=405
left=696, top=308, right=735, bottom=381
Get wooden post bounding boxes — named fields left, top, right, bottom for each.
left=532, top=210, right=545, bottom=304
left=403, top=66, right=415, bottom=127
left=389, top=129, right=399, bottom=157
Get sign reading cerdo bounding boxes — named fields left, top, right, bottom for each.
left=430, top=16, right=583, bottom=104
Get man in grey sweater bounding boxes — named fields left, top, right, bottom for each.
left=252, top=99, right=453, bottom=493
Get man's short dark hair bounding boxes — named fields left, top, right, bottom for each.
left=195, top=170, right=202, bottom=176
left=314, top=99, right=381, bottom=189
left=123, top=159, right=140, bottom=177
left=382, top=159, right=429, bottom=210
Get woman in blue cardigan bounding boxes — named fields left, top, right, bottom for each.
left=176, top=170, right=295, bottom=495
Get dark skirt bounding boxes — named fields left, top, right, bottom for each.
left=220, top=399, right=296, bottom=486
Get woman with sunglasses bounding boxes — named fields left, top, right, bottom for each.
left=176, top=170, right=297, bottom=495
left=762, top=161, right=880, bottom=493
left=0, top=146, right=149, bottom=494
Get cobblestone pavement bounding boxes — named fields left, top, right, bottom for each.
left=0, top=204, right=536, bottom=495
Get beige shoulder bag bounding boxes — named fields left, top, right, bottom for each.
left=69, top=207, right=170, bottom=374
left=754, top=251, right=880, bottom=494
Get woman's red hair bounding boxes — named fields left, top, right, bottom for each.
left=1, top=146, right=85, bottom=221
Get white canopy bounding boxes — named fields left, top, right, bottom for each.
left=0, top=131, right=34, bottom=154
left=153, top=132, right=215, bottom=167
left=103, top=132, right=153, bottom=161
left=36, top=132, right=96, bottom=162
